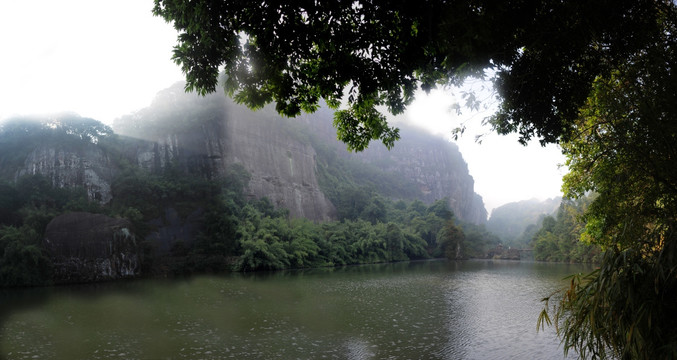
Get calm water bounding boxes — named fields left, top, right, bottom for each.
left=0, top=260, right=589, bottom=359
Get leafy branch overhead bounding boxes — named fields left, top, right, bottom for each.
left=154, top=1, right=677, bottom=357
left=153, top=0, right=667, bottom=149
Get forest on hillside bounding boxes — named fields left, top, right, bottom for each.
left=0, top=116, right=498, bottom=287
left=530, top=197, right=601, bottom=263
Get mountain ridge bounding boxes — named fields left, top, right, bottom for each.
left=1, top=82, right=487, bottom=224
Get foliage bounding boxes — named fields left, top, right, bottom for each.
left=437, top=220, right=465, bottom=260
left=540, top=239, right=677, bottom=360
left=531, top=198, right=601, bottom=263
left=194, top=184, right=490, bottom=272
left=0, top=180, right=22, bottom=226
left=539, top=7, right=677, bottom=358
left=458, top=222, right=501, bottom=259
left=153, top=0, right=666, bottom=149
left=486, top=197, right=560, bottom=246
left=0, top=174, right=106, bottom=286
left=0, top=225, right=53, bottom=287
left=110, top=161, right=220, bottom=226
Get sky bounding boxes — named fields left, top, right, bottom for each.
left=400, top=87, right=566, bottom=213
left=0, top=1, right=565, bottom=214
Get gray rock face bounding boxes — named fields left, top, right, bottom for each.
left=299, top=112, right=488, bottom=224
left=131, top=123, right=228, bottom=180
left=221, top=108, right=337, bottom=222
left=8, top=97, right=485, bottom=225
left=122, top=101, right=337, bottom=222
left=15, top=143, right=116, bottom=203
left=119, top=95, right=485, bottom=223
left=44, top=212, right=140, bottom=283
left=352, top=133, right=488, bottom=224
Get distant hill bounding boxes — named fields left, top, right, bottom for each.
left=486, top=197, right=561, bottom=245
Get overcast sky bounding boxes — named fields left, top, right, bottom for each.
left=0, top=0, right=565, bottom=214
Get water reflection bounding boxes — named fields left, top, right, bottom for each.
left=0, top=260, right=588, bottom=359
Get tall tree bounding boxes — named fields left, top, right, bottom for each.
left=538, top=7, right=677, bottom=358
left=154, top=1, right=677, bottom=357
left=153, top=0, right=667, bottom=150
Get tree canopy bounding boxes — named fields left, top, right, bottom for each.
left=153, top=0, right=669, bottom=149
left=154, top=1, right=677, bottom=357
left=537, top=6, right=677, bottom=358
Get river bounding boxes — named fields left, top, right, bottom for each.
left=0, top=260, right=590, bottom=359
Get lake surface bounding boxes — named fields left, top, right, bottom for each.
left=0, top=260, right=589, bottom=359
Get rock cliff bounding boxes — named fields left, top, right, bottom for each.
left=114, top=89, right=337, bottom=222
left=221, top=106, right=337, bottom=221
left=297, top=109, right=488, bottom=224
left=15, top=142, right=116, bottom=203
left=0, top=117, right=119, bottom=204
left=115, top=83, right=486, bottom=223
left=44, top=212, right=140, bottom=283
left=350, top=129, right=488, bottom=224
left=2, top=83, right=487, bottom=225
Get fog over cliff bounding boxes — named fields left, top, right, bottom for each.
left=0, top=82, right=487, bottom=224
left=112, top=82, right=488, bottom=224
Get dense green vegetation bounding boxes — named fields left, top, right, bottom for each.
left=0, top=116, right=500, bottom=287
left=486, top=198, right=560, bottom=248
left=531, top=197, right=601, bottom=263
left=0, top=175, right=97, bottom=287
left=537, top=9, right=677, bottom=358
left=157, top=1, right=676, bottom=357
left=173, top=191, right=495, bottom=274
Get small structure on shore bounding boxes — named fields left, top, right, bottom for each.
left=486, top=244, right=523, bottom=260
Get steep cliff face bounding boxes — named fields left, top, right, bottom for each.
left=115, top=84, right=486, bottom=224
left=114, top=90, right=336, bottom=222
left=351, top=130, right=487, bottom=224
left=221, top=107, right=337, bottom=221
left=123, top=120, right=227, bottom=180
left=15, top=143, right=117, bottom=203
left=299, top=111, right=488, bottom=224
left=0, top=117, right=119, bottom=204
left=3, top=85, right=485, bottom=225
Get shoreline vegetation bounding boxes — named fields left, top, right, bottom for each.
left=0, top=167, right=597, bottom=288
left=0, top=117, right=598, bottom=288
left=0, top=116, right=498, bottom=287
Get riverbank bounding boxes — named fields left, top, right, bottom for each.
left=1, top=260, right=581, bottom=359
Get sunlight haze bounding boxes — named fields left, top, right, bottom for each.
left=0, top=0, right=565, bottom=213
left=402, top=88, right=566, bottom=213
left=0, top=1, right=184, bottom=124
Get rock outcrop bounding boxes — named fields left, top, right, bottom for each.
left=351, top=130, right=488, bottom=224
left=44, top=212, right=140, bottom=283
left=221, top=106, right=337, bottom=222
left=298, top=109, right=488, bottom=224
left=15, top=142, right=116, bottom=203
left=3, top=83, right=487, bottom=225
left=115, top=91, right=337, bottom=222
